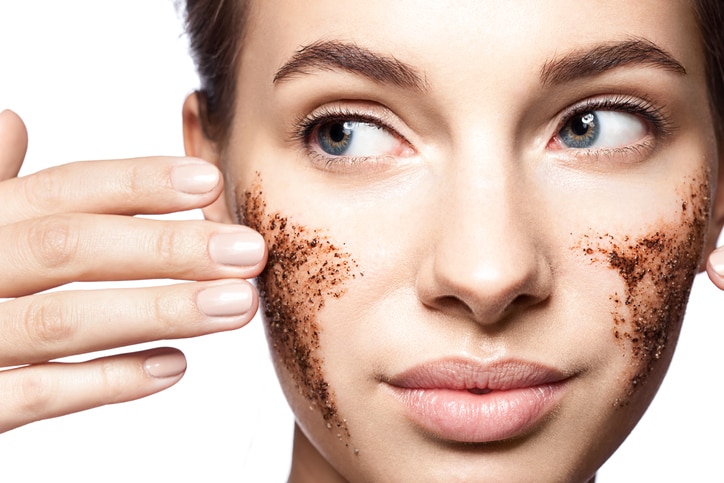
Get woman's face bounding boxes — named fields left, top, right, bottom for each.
left=204, top=0, right=722, bottom=481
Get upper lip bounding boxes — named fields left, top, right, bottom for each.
left=384, top=358, right=569, bottom=391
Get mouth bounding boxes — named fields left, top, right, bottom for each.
left=383, top=358, right=570, bottom=444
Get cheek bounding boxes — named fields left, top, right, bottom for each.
left=572, top=173, right=710, bottom=403
left=238, top=174, right=363, bottom=444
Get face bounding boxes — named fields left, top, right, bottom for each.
left=195, top=1, right=722, bottom=481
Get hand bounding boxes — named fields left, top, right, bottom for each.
left=0, top=110, right=266, bottom=433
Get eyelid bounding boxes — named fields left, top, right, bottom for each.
left=548, top=94, right=676, bottom=162
left=553, top=94, right=675, bottom=140
left=292, top=104, right=411, bottom=144
left=291, top=103, right=415, bottom=170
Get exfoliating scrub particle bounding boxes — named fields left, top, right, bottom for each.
left=574, top=174, right=710, bottom=403
left=240, top=175, right=362, bottom=444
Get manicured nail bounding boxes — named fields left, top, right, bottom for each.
left=709, top=249, right=724, bottom=276
left=171, top=162, right=220, bottom=194
left=144, top=351, right=187, bottom=378
left=197, top=282, right=253, bottom=317
left=209, top=231, right=265, bottom=266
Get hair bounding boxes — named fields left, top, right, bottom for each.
left=184, top=0, right=724, bottom=144
left=184, top=0, right=249, bottom=145
left=693, top=0, right=724, bottom=139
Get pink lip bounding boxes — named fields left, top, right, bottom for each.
left=384, top=359, right=569, bottom=443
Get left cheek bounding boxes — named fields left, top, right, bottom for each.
left=570, top=173, right=711, bottom=403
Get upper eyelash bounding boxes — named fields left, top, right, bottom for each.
left=291, top=95, right=674, bottom=165
left=289, top=106, right=411, bottom=169
left=557, top=94, right=676, bottom=139
left=291, top=106, right=409, bottom=148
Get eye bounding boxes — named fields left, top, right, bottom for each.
left=556, top=110, right=648, bottom=150
left=312, top=119, right=410, bottom=158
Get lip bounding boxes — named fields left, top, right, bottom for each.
left=384, top=358, right=570, bottom=443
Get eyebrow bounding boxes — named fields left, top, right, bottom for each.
left=540, top=38, right=686, bottom=87
left=273, top=40, right=427, bottom=92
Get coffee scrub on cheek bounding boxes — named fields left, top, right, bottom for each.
left=573, top=170, right=711, bottom=405
left=238, top=174, right=363, bottom=448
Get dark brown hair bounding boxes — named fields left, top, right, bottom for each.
left=693, top=0, right=724, bottom=138
left=184, top=0, right=249, bottom=145
left=184, top=0, right=724, bottom=144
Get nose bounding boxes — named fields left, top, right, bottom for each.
left=415, top=160, right=553, bottom=326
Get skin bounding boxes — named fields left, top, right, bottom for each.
left=0, top=0, right=721, bottom=481
left=184, top=0, right=724, bottom=482
left=0, top=108, right=267, bottom=434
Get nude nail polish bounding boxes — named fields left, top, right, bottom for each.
left=709, top=249, right=724, bottom=276
left=171, top=162, right=220, bottom=194
left=209, top=231, right=265, bottom=266
left=144, top=351, right=187, bottom=378
left=197, top=282, right=253, bottom=317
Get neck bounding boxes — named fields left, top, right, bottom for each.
left=288, top=424, right=347, bottom=483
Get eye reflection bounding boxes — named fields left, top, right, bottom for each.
left=558, top=110, right=648, bottom=149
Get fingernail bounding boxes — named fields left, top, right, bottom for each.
left=144, top=352, right=187, bottom=378
left=710, top=249, right=724, bottom=275
left=209, top=231, right=265, bottom=266
left=171, top=162, right=220, bottom=194
left=197, top=282, right=253, bottom=317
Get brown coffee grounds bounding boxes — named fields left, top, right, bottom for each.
left=573, top=174, right=710, bottom=404
left=239, top=174, right=362, bottom=445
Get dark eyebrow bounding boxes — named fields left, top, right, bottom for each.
left=540, top=38, right=686, bottom=87
left=273, top=40, right=427, bottom=92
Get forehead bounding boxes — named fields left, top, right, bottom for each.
left=242, top=0, right=703, bottom=88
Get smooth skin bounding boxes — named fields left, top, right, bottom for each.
left=0, top=108, right=266, bottom=434
left=1, top=1, right=724, bottom=482
left=184, top=1, right=724, bottom=481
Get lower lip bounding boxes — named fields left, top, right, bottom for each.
left=389, top=382, right=567, bottom=443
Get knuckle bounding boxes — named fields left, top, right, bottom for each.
left=97, top=360, right=126, bottom=403
left=149, top=221, right=209, bottom=276
left=154, top=225, right=181, bottom=264
left=15, top=371, right=53, bottom=421
left=27, top=215, right=79, bottom=269
left=149, top=290, right=190, bottom=335
left=121, top=162, right=155, bottom=196
left=21, top=296, right=76, bottom=347
left=22, top=168, right=64, bottom=213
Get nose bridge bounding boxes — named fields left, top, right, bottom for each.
left=419, top=142, right=551, bottom=324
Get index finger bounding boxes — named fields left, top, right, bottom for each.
left=0, top=157, right=223, bottom=225
left=0, top=110, right=28, bottom=180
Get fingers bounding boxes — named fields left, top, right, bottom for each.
left=0, top=214, right=266, bottom=298
left=0, top=156, right=223, bottom=225
left=0, top=280, right=257, bottom=367
left=0, top=110, right=28, bottom=180
left=0, top=347, right=186, bottom=434
left=707, top=248, right=724, bottom=289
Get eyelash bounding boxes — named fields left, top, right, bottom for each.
left=292, top=95, right=674, bottom=167
left=553, top=94, right=675, bottom=156
left=292, top=106, right=410, bottom=168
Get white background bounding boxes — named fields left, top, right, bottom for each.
left=0, top=1, right=721, bottom=481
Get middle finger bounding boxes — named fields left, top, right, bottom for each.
left=0, top=213, right=266, bottom=298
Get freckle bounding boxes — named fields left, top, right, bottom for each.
left=239, top=173, right=361, bottom=448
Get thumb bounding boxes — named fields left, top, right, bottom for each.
left=0, top=110, right=28, bottom=180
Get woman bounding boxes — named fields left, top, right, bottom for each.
left=1, top=0, right=723, bottom=481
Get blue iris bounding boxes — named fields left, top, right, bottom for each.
left=317, top=121, right=354, bottom=156
left=559, top=112, right=600, bottom=148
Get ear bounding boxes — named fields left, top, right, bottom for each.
left=702, top=148, right=724, bottom=270
left=182, top=92, right=234, bottom=224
